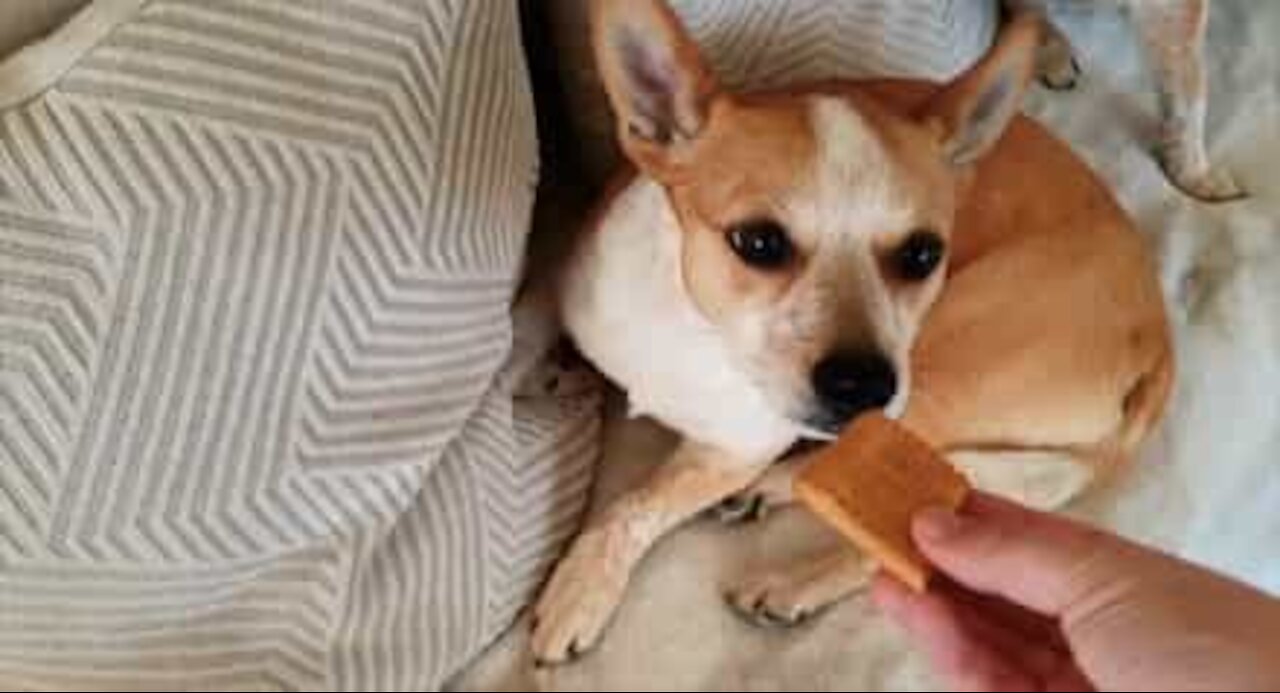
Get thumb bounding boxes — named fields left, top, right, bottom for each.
left=913, top=493, right=1132, bottom=617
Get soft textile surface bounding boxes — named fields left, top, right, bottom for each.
left=457, top=1, right=1280, bottom=690
left=0, top=1, right=598, bottom=689
left=0, top=0, right=90, bottom=60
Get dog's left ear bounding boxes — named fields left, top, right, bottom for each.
left=591, top=0, right=719, bottom=173
left=918, top=13, right=1042, bottom=167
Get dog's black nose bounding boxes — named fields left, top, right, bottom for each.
left=811, top=351, right=898, bottom=421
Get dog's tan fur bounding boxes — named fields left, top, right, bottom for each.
left=1008, top=0, right=1245, bottom=202
left=532, top=1, right=1173, bottom=664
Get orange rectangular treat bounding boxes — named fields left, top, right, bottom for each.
left=795, top=414, right=970, bottom=592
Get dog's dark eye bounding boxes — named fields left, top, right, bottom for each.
left=728, top=220, right=794, bottom=270
left=894, top=230, right=946, bottom=281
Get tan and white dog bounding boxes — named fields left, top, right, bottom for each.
left=1009, top=0, right=1245, bottom=202
left=531, top=0, right=1173, bottom=665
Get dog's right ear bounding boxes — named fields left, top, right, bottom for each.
left=916, top=12, right=1042, bottom=167
left=592, top=0, right=719, bottom=174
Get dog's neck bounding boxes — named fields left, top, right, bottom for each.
left=560, top=176, right=802, bottom=462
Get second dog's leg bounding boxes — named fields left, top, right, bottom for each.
left=531, top=439, right=769, bottom=664
left=1003, top=0, right=1081, bottom=89
left=1036, top=21, right=1082, bottom=90
left=1129, top=0, right=1245, bottom=202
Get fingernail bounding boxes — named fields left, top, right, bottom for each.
left=914, top=506, right=967, bottom=543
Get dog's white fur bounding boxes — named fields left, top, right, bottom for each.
left=562, top=177, right=798, bottom=461
left=792, top=97, right=923, bottom=421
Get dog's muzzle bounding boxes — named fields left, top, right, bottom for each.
left=802, top=350, right=898, bottom=436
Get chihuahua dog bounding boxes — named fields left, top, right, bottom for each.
left=1008, top=0, right=1244, bottom=202
left=531, top=1, right=1173, bottom=665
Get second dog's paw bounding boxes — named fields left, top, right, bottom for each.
left=1161, top=160, right=1248, bottom=203
left=531, top=529, right=630, bottom=667
left=1039, top=56, right=1081, bottom=91
left=724, top=554, right=870, bottom=629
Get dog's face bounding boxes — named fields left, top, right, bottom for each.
left=663, top=93, right=956, bottom=435
left=593, top=0, right=1040, bottom=436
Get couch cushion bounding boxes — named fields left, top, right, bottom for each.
left=0, top=0, right=598, bottom=689
left=0, top=0, right=89, bottom=59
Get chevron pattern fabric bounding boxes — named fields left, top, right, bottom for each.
left=0, top=0, right=600, bottom=690
left=547, top=0, right=998, bottom=182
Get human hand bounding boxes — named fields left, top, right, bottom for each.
left=873, top=493, right=1280, bottom=692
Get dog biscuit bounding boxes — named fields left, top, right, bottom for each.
left=795, top=414, right=970, bottom=592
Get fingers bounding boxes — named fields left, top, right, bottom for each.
left=912, top=493, right=1129, bottom=617
left=939, top=577, right=1070, bottom=654
left=944, top=588, right=1095, bottom=691
left=872, top=574, right=1038, bottom=692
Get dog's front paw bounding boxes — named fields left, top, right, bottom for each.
left=707, top=459, right=800, bottom=525
left=725, top=553, right=870, bottom=628
left=1161, top=159, right=1248, bottom=203
left=531, top=529, right=630, bottom=666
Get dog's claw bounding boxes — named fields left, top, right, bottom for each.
left=709, top=493, right=767, bottom=525
left=723, top=589, right=818, bottom=629
left=763, top=603, right=820, bottom=628
left=529, top=528, right=627, bottom=666
left=1160, top=159, right=1249, bottom=203
left=753, top=597, right=798, bottom=628
left=531, top=628, right=594, bottom=669
left=1040, top=56, right=1081, bottom=91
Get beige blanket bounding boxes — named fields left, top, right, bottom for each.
left=458, top=2, right=1280, bottom=689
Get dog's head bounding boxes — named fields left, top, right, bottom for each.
left=592, top=0, right=1040, bottom=437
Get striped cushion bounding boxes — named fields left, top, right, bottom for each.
left=0, top=0, right=598, bottom=689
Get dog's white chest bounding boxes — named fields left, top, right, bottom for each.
left=560, top=180, right=799, bottom=461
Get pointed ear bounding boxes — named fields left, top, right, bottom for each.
left=917, top=13, right=1042, bottom=167
left=591, top=0, right=719, bottom=171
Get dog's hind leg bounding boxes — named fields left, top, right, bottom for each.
left=1002, top=0, right=1081, bottom=90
